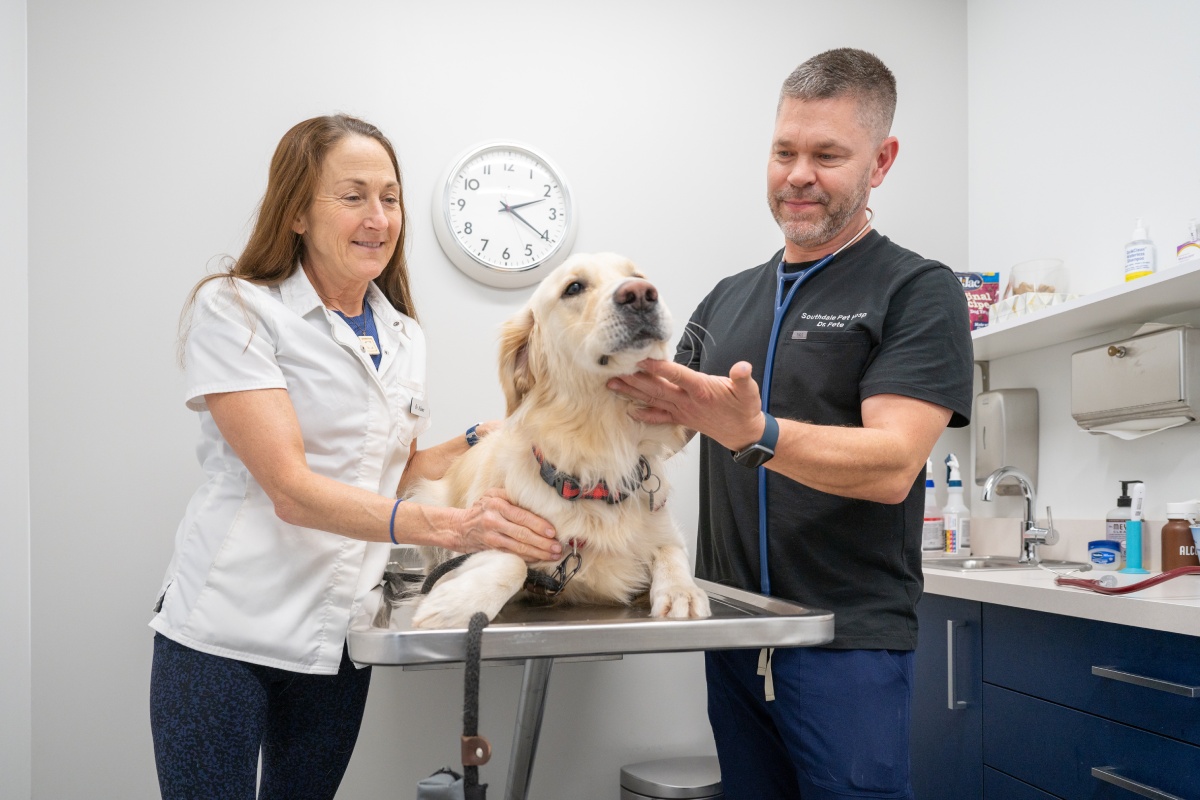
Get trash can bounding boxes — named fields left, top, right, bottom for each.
left=620, top=756, right=723, bottom=800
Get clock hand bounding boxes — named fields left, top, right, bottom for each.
left=497, top=198, right=546, bottom=214
left=497, top=201, right=547, bottom=239
left=507, top=198, right=547, bottom=211
left=508, top=208, right=546, bottom=239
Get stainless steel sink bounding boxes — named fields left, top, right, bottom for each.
left=923, top=555, right=1092, bottom=572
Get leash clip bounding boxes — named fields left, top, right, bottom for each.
left=524, top=550, right=583, bottom=597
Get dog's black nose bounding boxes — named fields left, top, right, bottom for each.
left=614, top=279, right=658, bottom=311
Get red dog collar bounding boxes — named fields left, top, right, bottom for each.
left=532, top=446, right=631, bottom=504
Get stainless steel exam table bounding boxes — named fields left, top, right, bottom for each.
left=347, top=562, right=834, bottom=800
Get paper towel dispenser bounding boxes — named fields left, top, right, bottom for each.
left=1071, top=325, right=1200, bottom=435
left=974, top=388, right=1038, bottom=494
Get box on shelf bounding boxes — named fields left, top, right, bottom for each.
left=955, top=271, right=1000, bottom=330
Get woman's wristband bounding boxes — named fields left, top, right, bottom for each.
left=389, top=498, right=404, bottom=545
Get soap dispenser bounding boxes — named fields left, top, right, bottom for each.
left=1106, top=480, right=1140, bottom=555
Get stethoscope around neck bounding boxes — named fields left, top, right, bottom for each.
left=756, top=208, right=874, bottom=595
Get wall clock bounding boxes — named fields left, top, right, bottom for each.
left=432, top=141, right=579, bottom=288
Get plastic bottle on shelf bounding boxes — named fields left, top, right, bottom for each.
left=1124, top=219, right=1156, bottom=282
left=1178, top=219, right=1200, bottom=265
left=942, top=454, right=971, bottom=555
left=922, top=459, right=944, bottom=552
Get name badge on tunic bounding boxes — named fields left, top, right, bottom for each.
left=409, top=398, right=429, bottom=417
left=359, top=336, right=381, bottom=356
left=791, top=331, right=809, bottom=340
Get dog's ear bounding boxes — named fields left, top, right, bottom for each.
left=498, top=308, right=538, bottom=415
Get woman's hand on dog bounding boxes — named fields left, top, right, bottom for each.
left=453, top=488, right=562, bottom=563
left=608, top=359, right=767, bottom=453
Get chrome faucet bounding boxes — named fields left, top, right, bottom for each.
left=981, top=466, right=1059, bottom=563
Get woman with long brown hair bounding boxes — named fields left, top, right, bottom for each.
left=148, top=115, right=561, bottom=799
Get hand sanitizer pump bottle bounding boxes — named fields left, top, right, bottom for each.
left=922, top=459, right=943, bottom=552
left=943, top=454, right=971, bottom=555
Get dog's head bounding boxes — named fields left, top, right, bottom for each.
left=498, top=253, right=673, bottom=415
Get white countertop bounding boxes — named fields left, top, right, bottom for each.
left=923, top=562, right=1200, bottom=637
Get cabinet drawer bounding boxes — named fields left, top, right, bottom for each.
left=984, top=768, right=1058, bottom=800
left=984, top=684, right=1200, bottom=799
left=983, top=604, right=1200, bottom=745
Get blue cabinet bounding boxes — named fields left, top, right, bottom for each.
left=983, top=768, right=1057, bottom=800
left=984, top=603, right=1200, bottom=746
left=912, top=593, right=982, bottom=799
left=913, top=596, right=1200, bottom=800
left=984, top=684, right=1200, bottom=798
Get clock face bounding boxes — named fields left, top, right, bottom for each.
left=432, top=142, right=578, bottom=288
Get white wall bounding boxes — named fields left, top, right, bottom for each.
left=967, top=0, right=1200, bottom=524
left=23, top=1, right=967, bottom=797
left=1, top=0, right=31, bottom=797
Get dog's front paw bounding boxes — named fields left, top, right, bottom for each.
left=650, top=580, right=712, bottom=619
left=411, top=591, right=490, bottom=629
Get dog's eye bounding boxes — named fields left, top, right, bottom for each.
left=562, top=281, right=585, bottom=297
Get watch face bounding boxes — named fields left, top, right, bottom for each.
left=433, top=141, right=578, bottom=288
left=732, top=444, right=774, bottom=468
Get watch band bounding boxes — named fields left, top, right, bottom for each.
left=731, top=413, right=779, bottom=467
left=465, top=422, right=483, bottom=447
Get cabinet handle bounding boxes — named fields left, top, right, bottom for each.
left=1091, top=766, right=1184, bottom=800
left=947, top=619, right=969, bottom=710
left=1092, top=666, right=1200, bottom=698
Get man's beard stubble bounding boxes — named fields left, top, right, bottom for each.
left=769, top=171, right=871, bottom=253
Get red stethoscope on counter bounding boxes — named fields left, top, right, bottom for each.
left=1054, top=566, right=1200, bottom=594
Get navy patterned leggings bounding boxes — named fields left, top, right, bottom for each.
left=150, top=633, right=372, bottom=800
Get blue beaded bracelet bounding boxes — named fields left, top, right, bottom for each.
left=389, top=498, right=404, bottom=545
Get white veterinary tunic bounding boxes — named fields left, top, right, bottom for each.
left=150, top=267, right=430, bottom=674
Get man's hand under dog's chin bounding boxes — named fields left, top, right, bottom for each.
left=607, top=359, right=765, bottom=451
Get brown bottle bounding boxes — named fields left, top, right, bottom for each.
left=1161, top=502, right=1200, bottom=571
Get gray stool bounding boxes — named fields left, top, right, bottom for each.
left=620, top=756, right=723, bottom=800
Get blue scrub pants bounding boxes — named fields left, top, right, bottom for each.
left=150, top=632, right=372, bottom=800
left=705, top=647, right=915, bottom=799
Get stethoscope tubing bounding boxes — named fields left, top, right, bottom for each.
left=756, top=211, right=873, bottom=595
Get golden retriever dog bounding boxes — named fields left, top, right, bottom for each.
left=408, top=252, right=711, bottom=629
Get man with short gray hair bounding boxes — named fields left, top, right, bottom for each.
left=610, top=48, right=972, bottom=798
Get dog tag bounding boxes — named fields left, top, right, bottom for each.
left=409, top=397, right=429, bottom=417
left=358, top=336, right=381, bottom=356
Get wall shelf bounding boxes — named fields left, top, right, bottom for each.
left=971, top=260, right=1200, bottom=361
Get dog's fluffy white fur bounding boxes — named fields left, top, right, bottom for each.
left=408, top=252, right=711, bottom=629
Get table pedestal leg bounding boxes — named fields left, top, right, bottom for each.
left=503, top=657, right=554, bottom=800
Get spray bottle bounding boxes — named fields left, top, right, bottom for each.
left=942, top=454, right=971, bottom=555
left=922, top=459, right=943, bottom=552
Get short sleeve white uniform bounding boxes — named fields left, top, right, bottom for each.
left=150, top=267, right=431, bottom=674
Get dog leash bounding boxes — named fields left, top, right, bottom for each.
left=423, top=549, right=584, bottom=600
left=461, top=612, right=491, bottom=800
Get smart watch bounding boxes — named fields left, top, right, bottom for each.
left=731, top=413, right=779, bottom=468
